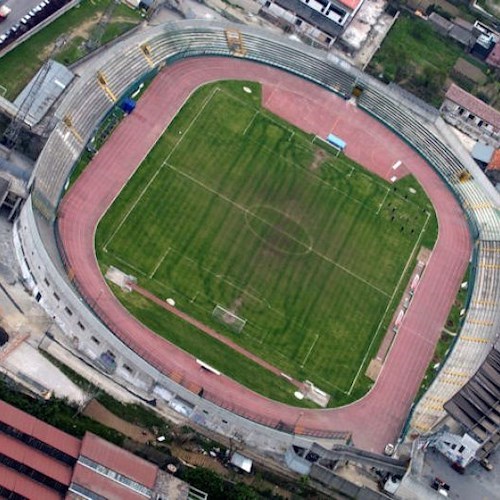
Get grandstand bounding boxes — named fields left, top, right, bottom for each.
left=13, top=20, right=500, bottom=457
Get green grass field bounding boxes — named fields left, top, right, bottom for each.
left=95, top=81, right=437, bottom=407
left=0, top=0, right=142, bottom=99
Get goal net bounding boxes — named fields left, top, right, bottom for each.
left=212, top=304, right=246, bottom=333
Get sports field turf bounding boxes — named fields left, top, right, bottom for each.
left=95, top=81, right=437, bottom=407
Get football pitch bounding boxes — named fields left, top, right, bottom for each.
left=95, top=81, right=437, bottom=407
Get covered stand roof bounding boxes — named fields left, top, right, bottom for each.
left=444, top=348, right=500, bottom=459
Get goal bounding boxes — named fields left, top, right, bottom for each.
left=212, top=304, right=246, bottom=333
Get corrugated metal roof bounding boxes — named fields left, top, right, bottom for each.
left=0, top=400, right=81, bottom=458
left=70, top=464, right=150, bottom=500
left=0, top=433, right=73, bottom=485
left=13, top=59, right=74, bottom=127
left=0, top=463, right=62, bottom=500
left=80, top=433, right=158, bottom=488
left=444, top=348, right=500, bottom=449
left=445, top=83, right=500, bottom=129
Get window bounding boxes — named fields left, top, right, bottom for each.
left=64, top=307, right=73, bottom=316
left=77, top=321, right=85, bottom=331
left=91, top=336, right=100, bottom=345
left=53, top=292, right=60, bottom=301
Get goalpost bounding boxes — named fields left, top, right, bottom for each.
left=212, top=304, right=246, bottom=333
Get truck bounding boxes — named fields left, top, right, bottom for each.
left=0, top=5, right=12, bottom=21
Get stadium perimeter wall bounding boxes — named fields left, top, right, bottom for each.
left=15, top=20, right=500, bottom=453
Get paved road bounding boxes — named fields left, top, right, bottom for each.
left=0, top=0, right=42, bottom=33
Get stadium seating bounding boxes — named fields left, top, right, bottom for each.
left=25, top=20, right=500, bottom=436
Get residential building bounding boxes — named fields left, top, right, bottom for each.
left=259, top=0, right=365, bottom=48
left=0, top=400, right=204, bottom=500
left=440, top=83, right=500, bottom=147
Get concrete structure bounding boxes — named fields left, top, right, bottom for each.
left=8, top=19, right=500, bottom=467
left=0, top=399, right=198, bottom=499
left=258, top=0, right=365, bottom=47
left=440, top=83, right=500, bottom=148
left=442, top=347, right=500, bottom=464
left=0, top=155, right=28, bottom=220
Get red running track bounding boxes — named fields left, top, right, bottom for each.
left=58, top=58, right=471, bottom=452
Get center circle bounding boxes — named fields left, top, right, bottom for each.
left=245, top=206, right=313, bottom=256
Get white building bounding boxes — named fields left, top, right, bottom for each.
left=259, top=0, right=365, bottom=48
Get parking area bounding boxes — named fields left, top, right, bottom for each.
left=0, top=0, right=72, bottom=54
left=423, top=448, right=499, bottom=499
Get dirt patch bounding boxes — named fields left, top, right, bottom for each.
left=309, top=148, right=328, bottom=171
left=83, top=399, right=154, bottom=443
left=40, top=17, right=99, bottom=60
left=224, top=296, right=243, bottom=321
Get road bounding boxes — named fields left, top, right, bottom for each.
left=0, top=0, right=41, bottom=33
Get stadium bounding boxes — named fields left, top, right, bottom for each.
left=13, top=19, right=500, bottom=472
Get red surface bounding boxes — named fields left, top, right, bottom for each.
left=132, top=284, right=302, bottom=388
left=80, top=433, right=157, bottom=488
left=0, top=434, right=73, bottom=485
left=58, top=58, right=471, bottom=452
left=0, top=400, right=81, bottom=458
left=0, top=463, right=62, bottom=500
left=71, top=464, right=148, bottom=500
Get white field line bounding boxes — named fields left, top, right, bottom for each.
left=153, top=245, right=272, bottom=310
left=243, top=111, right=258, bottom=136
left=103, top=88, right=220, bottom=251
left=166, top=163, right=391, bottom=297
left=107, top=252, right=147, bottom=277
left=149, top=247, right=171, bottom=279
left=347, top=210, right=432, bottom=395
left=376, top=187, right=391, bottom=215
left=301, top=334, right=320, bottom=368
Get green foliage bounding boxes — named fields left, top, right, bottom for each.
left=96, top=392, right=167, bottom=430
left=0, top=0, right=141, bottom=99
left=0, top=377, right=124, bottom=445
left=96, top=80, right=437, bottom=406
left=179, top=467, right=264, bottom=500
left=368, top=14, right=463, bottom=106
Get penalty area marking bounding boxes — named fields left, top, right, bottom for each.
left=301, top=334, right=320, bottom=368
left=103, top=88, right=221, bottom=252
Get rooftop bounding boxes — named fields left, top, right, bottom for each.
left=486, top=42, right=500, bottom=68
left=445, top=83, right=500, bottom=130
left=80, top=432, right=158, bottom=489
left=0, top=399, right=81, bottom=458
left=487, top=149, right=500, bottom=172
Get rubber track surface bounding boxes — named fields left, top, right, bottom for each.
left=58, top=58, right=471, bottom=452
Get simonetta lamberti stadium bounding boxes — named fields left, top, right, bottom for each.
left=14, top=20, right=500, bottom=471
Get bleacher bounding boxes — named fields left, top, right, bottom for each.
left=26, top=20, right=500, bottom=436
